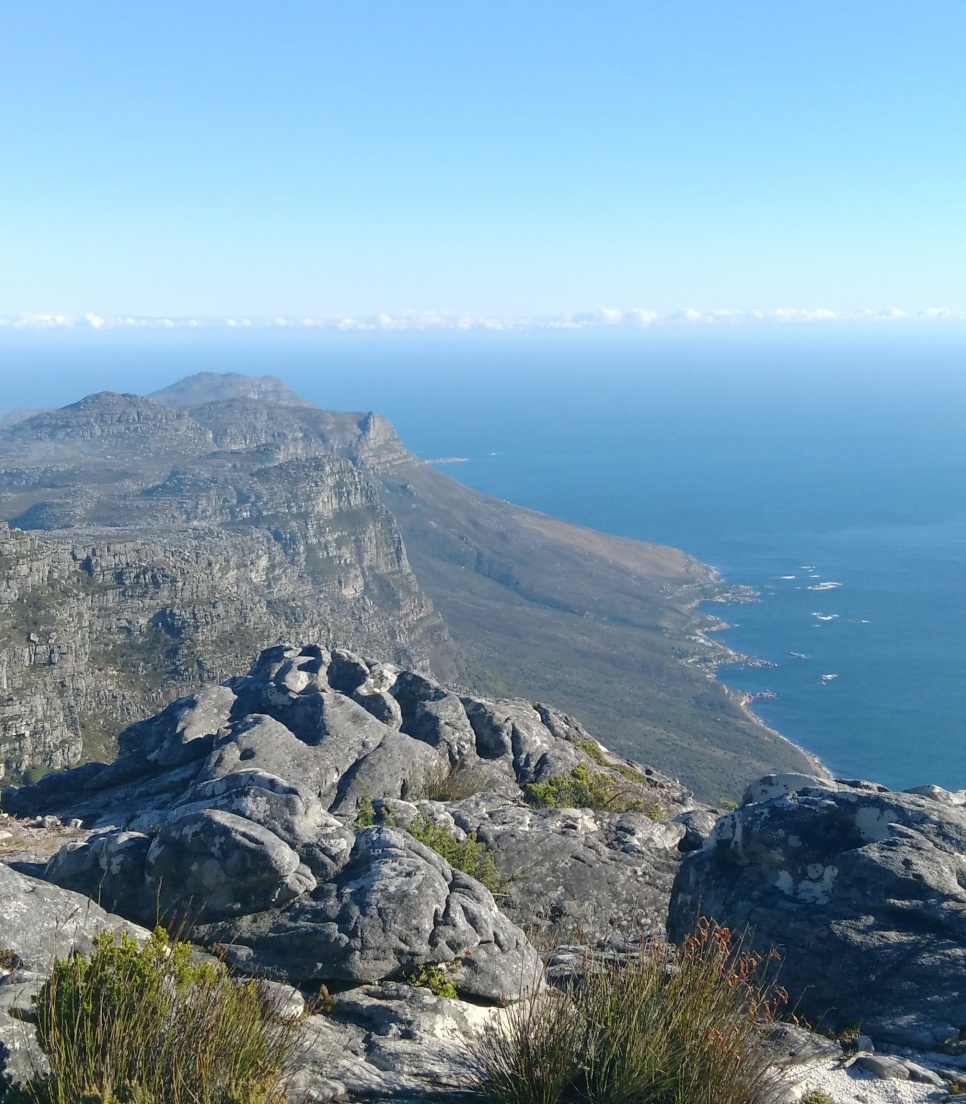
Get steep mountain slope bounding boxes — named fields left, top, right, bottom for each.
left=0, top=373, right=813, bottom=798
left=373, top=455, right=809, bottom=798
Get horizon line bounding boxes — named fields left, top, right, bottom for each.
left=1, top=305, right=963, bottom=333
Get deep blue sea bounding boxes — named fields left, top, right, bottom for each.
left=2, top=325, right=966, bottom=790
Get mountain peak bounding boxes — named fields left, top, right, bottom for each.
left=149, top=372, right=320, bottom=409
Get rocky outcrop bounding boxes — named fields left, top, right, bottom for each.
left=3, top=644, right=702, bottom=1000
left=668, top=773, right=966, bottom=1050
left=378, top=792, right=690, bottom=944
left=8, top=664, right=966, bottom=1099
left=198, top=824, right=538, bottom=1001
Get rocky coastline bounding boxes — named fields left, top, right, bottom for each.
left=0, top=375, right=817, bottom=802
left=686, top=578, right=834, bottom=787
left=0, top=374, right=958, bottom=1102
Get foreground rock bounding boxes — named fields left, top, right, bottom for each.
left=0, top=865, right=150, bottom=1093
left=669, top=773, right=966, bottom=1050
left=0, top=862, right=147, bottom=974
left=3, top=644, right=702, bottom=998
left=378, top=793, right=690, bottom=943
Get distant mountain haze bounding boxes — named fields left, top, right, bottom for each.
left=149, top=372, right=322, bottom=409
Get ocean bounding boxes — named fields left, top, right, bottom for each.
left=2, top=324, right=966, bottom=790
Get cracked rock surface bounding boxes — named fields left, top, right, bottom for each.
left=669, top=773, right=966, bottom=1049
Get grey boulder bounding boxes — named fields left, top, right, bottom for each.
left=198, top=826, right=541, bottom=1002
left=145, top=808, right=316, bottom=921
left=445, top=793, right=687, bottom=943
left=0, top=862, right=148, bottom=974
left=669, top=776, right=966, bottom=1049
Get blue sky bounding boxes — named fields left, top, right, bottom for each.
left=2, top=1, right=964, bottom=322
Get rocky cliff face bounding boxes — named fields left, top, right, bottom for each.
left=0, top=395, right=448, bottom=781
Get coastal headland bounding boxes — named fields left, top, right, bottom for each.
left=0, top=371, right=815, bottom=800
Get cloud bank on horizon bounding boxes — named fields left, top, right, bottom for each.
left=2, top=306, right=962, bottom=334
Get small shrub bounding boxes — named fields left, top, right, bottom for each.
left=834, top=1019, right=862, bottom=1045
left=721, top=799, right=740, bottom=812
left=800, top=1092, right=837, bottom=1104
left=525, top=762, right=661, bottom=818
left=8, top=927, right=304, bottom=1104
left=354, top=788, right=377, bottom=828
left=404, top=962, right=461, bottom=999
left=572, top=735, right=609, bottom=766
left=405, top=812, right=506, bottom=894
left=472, top=917, right=789, bottom=1104
left=411, top=760, right=490, bottom=802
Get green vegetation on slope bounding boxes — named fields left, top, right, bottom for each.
left=525, top=761, right=662, bottom=818
left=356, top=801, right=506, bottom=895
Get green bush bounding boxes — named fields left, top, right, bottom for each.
left=525, top=761, right=661, bottom=818
left=354, top=801, right=506, bottom=895
left=405, top=811, right=507, bottom=895
left=8, top=928, right=304, bottom=1104
left=572, top=736, right=653, bottom=786
left=354, top=789, right=377, bottom=827
left=403, top=962, right=461, bottom=999
left=472, top=918, right=789, bottom=1104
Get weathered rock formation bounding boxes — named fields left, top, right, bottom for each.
left=669, top=773, right=966, bottom=1050
left=4, top=644, right=702, bottom=1000
left=7, top=674, right=966, bottom=1098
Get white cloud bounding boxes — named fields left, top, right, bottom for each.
left=1, top=306, right=963, bottom=333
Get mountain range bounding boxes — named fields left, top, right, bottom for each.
left=0, top=371, right=812, bottom=799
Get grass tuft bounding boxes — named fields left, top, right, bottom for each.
left=410, top=760, right=491, bottom=802
left=472, top=917, right=789, bottom=1104
left=7, top=927, right=305, bottom=1104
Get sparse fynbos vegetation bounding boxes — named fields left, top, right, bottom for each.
left=525, top=761, right=662, bottom=818
left=7, top=928, right=304, bottom=1104
left=472, top=918, right=788, bottom=1104
left=410, top=759, right=490, bottom=802
left=405, top=811, right=507, bottom=894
